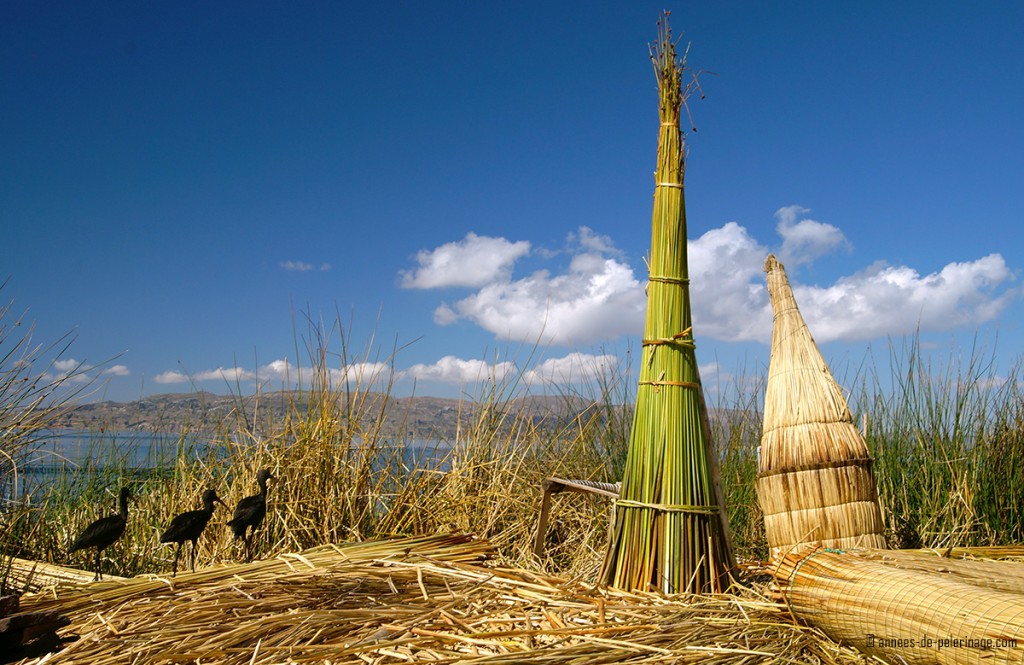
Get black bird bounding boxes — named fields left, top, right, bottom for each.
left=69, top=486, right=132, bottom=581
left=160, top=488, right=228, bottom=576
left=226, top=469, right=275, bottom=562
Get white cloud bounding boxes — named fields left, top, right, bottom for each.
left=687, top=222, right=773, bottom=342
left=336, top=361, right=392, bottom=384
left=281, top=260, right=314, bottom=272
left=280, top=260, right=331, bottom=272
left=403, top=356, right=517, bottom=384
left=432, top=303, right=459, bottom=326
left=400, top=232, right=531, bottom=289
left=523, top=352, right=618, bottom=385
left=571, top=226, right=620, bottom=255
left=676, top=206, right=1018, bottom=345
left=153, top=359, right=392, bottom=388
left=193, top=367, right=256, bottom=382
left=792, top=254, right=1017, bottom=343
left=435, top=229, right=645, bottom=346
left=52, top=358, right=81, bottom=373
left=43, top=358, right=125, bottom=384
left=774, top=205, right=851, bottom=266
left=154, top=364, right=269, bottom=386
left=261, top=359, right=292, bottom=379
left=154, top=370, right=188, bottom=384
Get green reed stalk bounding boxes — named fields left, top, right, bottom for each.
left=600, top=15, right=734, bottom=593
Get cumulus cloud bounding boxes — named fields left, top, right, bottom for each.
left=774, top=205, right=851, bottom=266
left=428, top=229, right=645, bottom=346
left=570, top=226, right=620, bottom=255
left=102, top=365, right=131, bottom=377
left=44, top=358, right=125, bottom=384
left=153, top=359, right=392, bottom=389
left=194, top=367, right=256, bottom=382
left=400, top=232, right=531, bottom=289
left=52, top=358, right=81, bottom=373
left=792, top=254, right=1017, bottom=343
left=337, top=362, right=392, bottom=383
left=399, top=352, right=620, bottom=388
left=523, top=352, right=618, bottom=385
left=683, top=214, right=1017, bottom=344
left=688, top=222, right=773, bottom=342
left=154, top=370, right=188, bottom=384
left=153, top=364, right=271, bottom=385
left=403, top=356, right=517, bottom=384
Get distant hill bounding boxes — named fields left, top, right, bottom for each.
left=51, top=391, right=624, bottom=441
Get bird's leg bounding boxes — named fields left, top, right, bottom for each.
left=172, top=543, right=181, bottom=577
left=94, top=549, right=102, bottom=582
left=190, top=540, right=197, bottom=573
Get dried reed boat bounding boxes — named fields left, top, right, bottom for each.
left=775, top=545, right=1024, bottom=665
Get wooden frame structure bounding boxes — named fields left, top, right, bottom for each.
left=533, top=477, right=621, bottom=556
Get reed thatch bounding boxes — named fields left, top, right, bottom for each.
left=774, top=545, right=1024, bottom=665
left=600, top=12, right=734, bottom=595
left=757, top=254, right=886, bottom=554
left=15, top=534, right=876, bottom=665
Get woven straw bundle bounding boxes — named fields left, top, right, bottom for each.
left=757, top=255, right=886, bottom=553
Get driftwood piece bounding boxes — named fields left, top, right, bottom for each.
left=0, top=594, right=72, bottom=663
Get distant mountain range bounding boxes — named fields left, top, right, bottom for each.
left=52, top=391, right=621, bottom=441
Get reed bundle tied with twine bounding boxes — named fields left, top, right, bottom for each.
left=600, top=14, right=735, bottom=594
left=774, top=545, right=1024, bottom=665
left=757, top=254, right=886, bottom=554
left=17, top=534, right=876, bottom=665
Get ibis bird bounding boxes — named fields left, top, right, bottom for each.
left=69, top=486, right=132, bottom=581
left=226, top=469, right=275, bottom=562
left=160, top=488, right=227, bottom=576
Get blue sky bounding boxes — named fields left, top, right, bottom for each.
left=4, top=1, right=1022, bottom=404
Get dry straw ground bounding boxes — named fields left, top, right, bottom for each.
left=15, top=534, right=873, bottom=665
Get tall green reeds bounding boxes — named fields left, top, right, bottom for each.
left=600, top=15, right=734, bottom=593
left=858, top=335, right=1024, bottom=548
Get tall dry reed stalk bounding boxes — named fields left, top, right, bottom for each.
left=1, top=314, right=630, bottom=586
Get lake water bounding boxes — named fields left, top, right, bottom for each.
left=3, top=429, right=451, bottom=502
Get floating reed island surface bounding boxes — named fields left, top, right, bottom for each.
left=13, top=533, right=877, bottom=665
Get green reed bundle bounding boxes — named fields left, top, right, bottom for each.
left=600, top=15, right=734, bottom=593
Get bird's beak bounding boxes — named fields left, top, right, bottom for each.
left=216, top=498, right=228, bottom=507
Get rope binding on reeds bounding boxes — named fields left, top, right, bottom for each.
left=757, top=456, right=874, bottom=478
left=615, top=499, right=720, bottom=515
